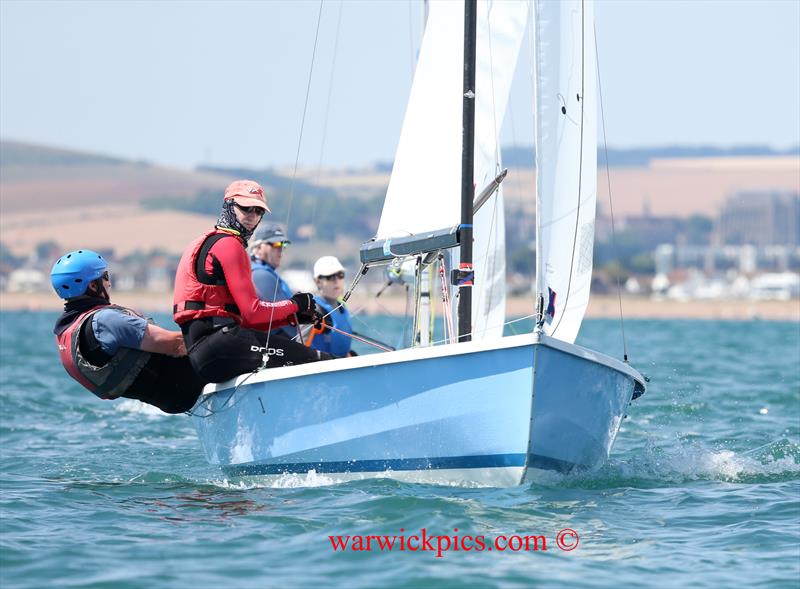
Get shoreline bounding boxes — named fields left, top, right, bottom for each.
left=2, top=291, right=797, bottom=321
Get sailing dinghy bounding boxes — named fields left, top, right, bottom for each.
left=190, top=0, right=646, bottom=487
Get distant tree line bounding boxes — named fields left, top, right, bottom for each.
left=143, top=170, right=384, bottom=244
left=0, top=140, right=133, bottom=167
left=141, top=163, right=719, bottom=281
left=481, top=145, right=800, bottom=169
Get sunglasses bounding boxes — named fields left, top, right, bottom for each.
left=234, top=203, right=266, bottom=216
left=268, top=241, right=289, bottom=249
left=320, top=271, right=345, bottom=281
left=101, top=271, right=111, bottom=282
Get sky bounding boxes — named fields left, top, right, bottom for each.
left=1, top=0, right=799, bottom=171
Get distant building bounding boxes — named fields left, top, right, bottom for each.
left=654, top=244, right=675, bottom=275
left=619, top=215, right=683, bottom=250
left=719, top=190, right=800, bottom=246
left=652, top=243, right=800, bottom=276
left=6, top=268, right=47, bottom=293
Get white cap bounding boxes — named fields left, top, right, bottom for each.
left=313, top=256, right=345, bottom=278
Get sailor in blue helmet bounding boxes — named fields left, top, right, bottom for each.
left=308, top=256, right=355, bottom=358
left=51, top=249, right=206, bottom=414
left=249, top=222, right=296, bottom=339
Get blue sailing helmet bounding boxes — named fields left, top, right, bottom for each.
left=50, top=249, right=108, bottom=299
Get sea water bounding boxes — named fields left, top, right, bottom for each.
left=1, top=312, right=798, bottom=588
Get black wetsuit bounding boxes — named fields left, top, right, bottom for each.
left=181, top=317, right=322, bottom=384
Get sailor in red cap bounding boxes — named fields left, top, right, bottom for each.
left=173, top=180, right=329, bottom=383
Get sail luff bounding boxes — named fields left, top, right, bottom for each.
left=470, top=0, right=528, bottom=342
left=377, top=2, right=462, bottom=239
left=534, top=0, right=597, bottom=344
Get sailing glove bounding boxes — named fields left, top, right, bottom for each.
left=291, top=292, right=316, bottom=314
left=296, top=309, right=322, bottom=325
left=314, top=312, right=332, bottom=334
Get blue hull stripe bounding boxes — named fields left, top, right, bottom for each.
left=222, top=453, right=530, bottom=477
left=526, top=454, right=578, bottom=474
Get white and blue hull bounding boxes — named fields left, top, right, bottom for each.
left=191, top=333, right=645, bottom=487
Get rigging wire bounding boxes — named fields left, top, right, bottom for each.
left=428, top=313, right=538, bottom=347
left=411, top=256, right=423, bottom=346
left=309, top=0, right=344, bottom=242
left=438, top=254, right=456, bottom=343
left=486, top=2, right=501, bottom=175
left=186, top=368, right=260, bottom=418
left=521, top=2, right=538, bottom=321
left=350, top=312, right=396, bottom=349
left=529, top=0, right=543, bottom=326
left=594, top=24, right=629, bottom=363
left=263, top=0, right=325, bottom=351
left=284, top=0, right=325, bottom=235
left=471, top=1, right=503, bottom=341
left=408, top=0, right=416, bottom=80
left=325, top=323, right=394, bottom=352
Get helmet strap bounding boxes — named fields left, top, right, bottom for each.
left=88, top=279, right=110, bottom=302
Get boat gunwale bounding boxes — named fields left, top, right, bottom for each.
left=197, top=331, right=645, bottom=399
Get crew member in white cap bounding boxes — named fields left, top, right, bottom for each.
left=308, top=256, right=354, bottom=358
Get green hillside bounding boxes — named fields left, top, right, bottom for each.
left=0, top=140, right=133, bottom=167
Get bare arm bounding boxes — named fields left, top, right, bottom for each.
left=140, top=324, right=187, bottom=357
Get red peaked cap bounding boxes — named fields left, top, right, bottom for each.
left=223, top=180, right=270, bottom=212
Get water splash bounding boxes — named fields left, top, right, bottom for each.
left=209, top=469, right=341, bottom=490
left=114, top=399, right=174, bottom=417
left=623, top=439, right=799, bottom=482
left=534, top=438, right=800, bottom=489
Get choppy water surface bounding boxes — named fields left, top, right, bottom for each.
left=1, top=312, right=798, bottom=588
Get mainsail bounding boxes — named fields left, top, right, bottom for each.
left=534, top=0, right=597, bottom=344
left=377, top=0, right=528, bottom=341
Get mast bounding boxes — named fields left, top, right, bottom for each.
left=457, top=0, right=477, bottom=343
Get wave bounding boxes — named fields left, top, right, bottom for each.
left=114, top=399, right=176, bottom=417
left=532, top=438, right=800, bottom=489
left=210, top=470, right=342, bottom=490
left=196, top=440, right=799, bottom=492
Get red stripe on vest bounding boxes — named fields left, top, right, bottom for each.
left=55, top=306, right=104, bottom=394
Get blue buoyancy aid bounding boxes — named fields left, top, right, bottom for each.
left=251, top=259, right=295, bottom=338
left=251, top=259, right=293, bottom=302
left=311, top=296, right=353, bottom=358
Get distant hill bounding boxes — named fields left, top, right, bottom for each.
left=375, top=144, right=800, bottom=170
left=501, top=144, right=800, bottom=168
left=197, top=165, right=338, bottom=200
left=152, top=165, right=382, bottom=242
left=0, top=141, right=383, bottom=256
left=3, top=138, right=798, bottom=220
left=1, top=140, right=133, bottom=167
left=0, top=140, right=234, bottom=213
left=1, top=139, right=798, bottom=263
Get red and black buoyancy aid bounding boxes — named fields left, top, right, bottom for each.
left=55, top=305, right=153, bottom=399
left=173, top=230, right=242, bottom=325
